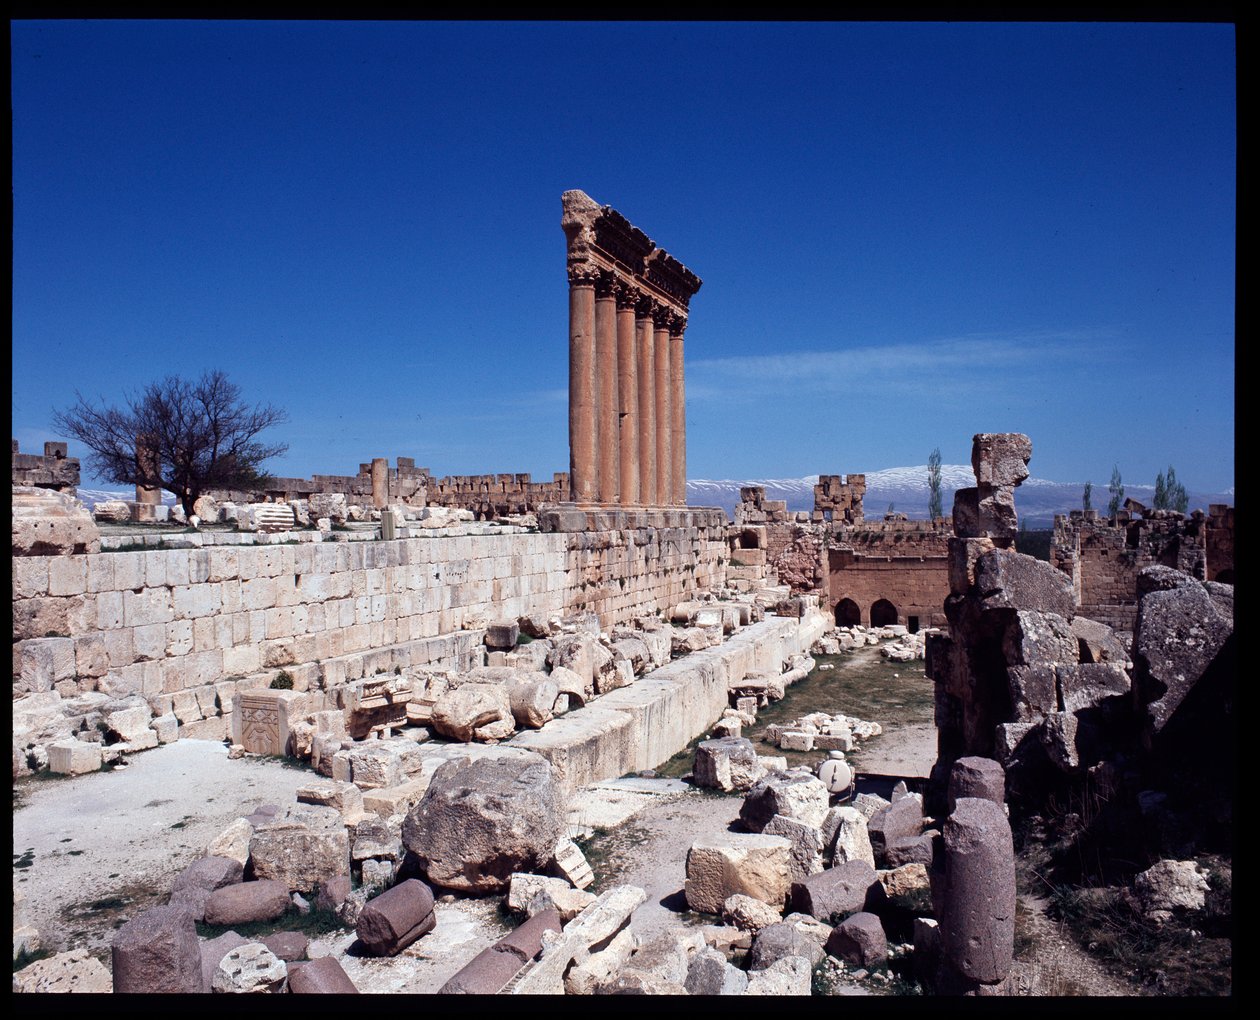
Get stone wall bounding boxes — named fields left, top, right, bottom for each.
left=11, top=440, right=80, bottom=493
left=1051, top=505, right=1229, bottom=631
left=13, top=520, right=726, bottom=705
left=826, top=522, right=951, bottom=630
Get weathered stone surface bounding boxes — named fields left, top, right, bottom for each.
left=497, top=906, right=563, bottom=962
left=1002, top=611, right=1077, bottom=666
left=744, top=954, right=812, bottom=995
left=171, top=855, right=244, bottom=896
left=248, top=804, right=350, bottom=892
left=287, top=955, right=359, bottom=994
left=564, top=927, right=638, bottom=996
left=1132, top=570, right=1233, bottom=738
left=510, top=885, right=645, bottom=995
left=684, top=945, right=749, bottom=995
left=508, top=679, right=558, bottom=729
left=1057, top=663, right=1130, bottom=713
left=203, top=880, right=291, bottom=927
left=553, top=836, right=595, bottom=890
left=440, top=946, right=528, bottom=994
left=614, top=929, right=702, bottom=989
left=789, top=859, right=883, bottom=921
left=763, top=814, right=826, bottom=880
left=548, top=665, right=589, bottom=708
left=111, top=904, right=203, bottom=994
left=1070, top=616, right=1130, bottom=665
left=825, top=911, right=888, bottom=967
left=939, top=797, right=1015, bottom=984
left=12, top=948, right=112, bottom=993
left=402, top=753, right=564, bottom=893
left=507, top=873, right=595, bottom=922
left=211, top=942, right=287, bottom=993
left=350, top=815, right=402, bottom=863
left=739, top=771, right=830, bottom=832
left=207, top=818, right=254, bottom=868
left=12, top=486, right=101, bottom=556
left=355, top=879, right=436, bottom=956
left=486, top=621, right=520, bottom=650
left=1005, top=664, right=1058, bottom=722
left=878, top=862, right=933, bottom=914
left=693, top=736, right=766, bottom=792
left=200, top=930, right=251, bottom=992
left=973, top=549, right=1075, bottom=618
left=260, top=930, right=309, bottom=962
left=886, top=832, right=938, bottom=868
left=1131, top=860, right=1210, bottom=921
left=867, top=795, right=924, bottom=862
left=684, top=835, right=793, bottom=914
left=822, top=805, right=875, bottom=867
left=47, top=738, right=101, bottom=776
left=430, top=683, right=515, bottom=742
left=314, top=874, right=351, bottom=915
left=749, top=920, right=824, bottom=970
left=948, top=756, right=1006, bottom=812
left=721, top=893, right=782, bottom=933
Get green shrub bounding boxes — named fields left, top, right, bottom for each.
left=270, top=670, right=294, bottom=690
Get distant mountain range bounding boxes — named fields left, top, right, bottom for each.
left=76, top=469, right=1233, bottom=529
left=688, top=467, right=1234, bottom=527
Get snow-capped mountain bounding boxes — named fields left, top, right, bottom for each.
left=688, top=467, right=1234, bottom=527
left=75, top=488, right=177, bottom=508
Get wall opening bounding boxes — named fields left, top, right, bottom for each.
left=870, top=598, right=898, bottom=627
left=834, top=598, right=861, bottom=627
left=907, top=615, right=920, bottom=634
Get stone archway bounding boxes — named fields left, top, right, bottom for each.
left=870, top=598, right=898, bottom=627
left=834, top=598, right=861, bottom=627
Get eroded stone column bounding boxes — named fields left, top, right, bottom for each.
left=669, top=314, right=687, bottom=506
left=653, top=306, right=672, bottom=506
left=616, top=282, right=639, bottom=506
left=568, top=266, right=598, bottom=505
left=134, top=433, right=162, bottom=521
left=595, top=271, right=619, bottom=505
left=371, top=458, right=389, bottom=509
left=636, top=296, right=657, bottom=506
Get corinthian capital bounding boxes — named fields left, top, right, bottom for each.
left=567, top=263, right=602, bottom=287
left=667, top=311, right=688, bottom=336
left=615, top=280, right=640, bottom=310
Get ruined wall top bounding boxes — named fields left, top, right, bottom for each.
left=562, top=190, right=702, bottom=317
left=12, top=439, right=80, bottom=494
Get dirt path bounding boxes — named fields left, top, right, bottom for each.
left=1011, top=894, right=1140, bottom=996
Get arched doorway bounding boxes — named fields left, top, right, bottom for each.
left=870, top=598, right=898, bottom=627
left=834, top=598, right=861, bottom=627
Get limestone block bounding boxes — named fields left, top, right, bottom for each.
left=721, top=893, right=783, bottom=933
left=12, top=948, right=113, bottom=993
left=47, top=739, right=101, bottom=776
left=739, top=771, right=831, bottom=832
left=248, top=804, right=351, bottom=892
left=878, top=862, right=933, bottom=913
left=211, top=942, right=287, bottom=993
left=867, top=795, right=924, bottom=862
left=231, top=689, right=305, bottom=756
left=361, top=778, right=429, bottom=819
left=763, top=814, right=826, bottom=881
left=684, top=945, right=749, bottom=995
left=12, top=487, right=101, bottom=556
left=430, top=683, right=514, bottom=743
left=562, top=926, right=638, bottom=996
left=789, top=859, right=883, bottom=921
left=822, top=806, right=875, bottom=867
left=507, top=873, right=595, bottom=922
left=1002, top=610, right=1078, bottom=666
left=1058, top=663, right=1131, bottom=713
left=297, top=780, right=365, bottom=822
left=744, top=954, right=812, bottom=995
left=509, top=679, right=558, bottom=729
left=553, top=836, right=595, bottom=890
left=684, top=834, right=793, bottom=914
left=693, top=737, right=766, bottom=793
left=1006, top=665, right=1058, bottom=722
left=207, top=818, right=254, bottom=866
left=973, top=549, right=1076, bottom=618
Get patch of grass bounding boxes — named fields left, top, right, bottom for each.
left=85, top=895, right=130, bottom=913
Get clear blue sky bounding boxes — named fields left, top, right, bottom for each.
left=11, top=21, right=1236, bottom=493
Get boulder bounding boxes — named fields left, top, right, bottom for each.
left=739, top=771, right=831, bottom=832
left=749, top=920, right=824, bottom=970
left=684, top=946, right=749, bottom=995
left=12, top=948, right=112, bottom=993
left=402, top=753, right=565, bottom=893
left=867, top=796, right=924, bottom=862
left=211, top=942, right=287, bottom=993
left=789, top=859, right=884, bottom=921
left=508, top=679, right=559, bottom=729
left=822, top=805, right=875, bottom=868
left=684, top=834, right=793, bottom=914
left=744, top=954, right=812, bottom=995
left=1131, top=860, right=1210, bottom=922
left=721, top=893, right=783, bottom=933
left=111, top=904, right=203, bottom=994
left=1002, top=610, right=1078, bottom=666
left=248, top=804, right=350, bottom=892
left=430, top=683, right=515, bottom=742
left=825, top=911, right=888, bottom=967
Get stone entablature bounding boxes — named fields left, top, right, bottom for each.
left=563, top=190, right=702, bottom=509
left=1051, top=503, right=1232, bottom=630
left=11, top=440, right=80, bottom=493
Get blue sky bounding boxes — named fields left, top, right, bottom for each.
left=11, top=21, right=1235, bottom=493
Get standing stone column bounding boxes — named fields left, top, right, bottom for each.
left=595, top=271, right=619, bottom=505
left=616, top=282, right=640, bottom=506
left=669, top=314, right=687, bottom=506
left=636, top=296, right=657, bottom=507
left=371, top=458, right=390, bottom=509
left=653, top=305, right=672, bottom=506
left=568, top=265, right=599, bottom=505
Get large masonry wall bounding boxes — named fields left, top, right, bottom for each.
left=13, top=524, right=726, bottom=703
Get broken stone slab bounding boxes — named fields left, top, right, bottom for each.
left=693, top=736, right=767, bottom=793
left=1002, top=610, right=1078, bottom=666
left=430, top=683, right=515, bottom=743
left=611, top=929, right=704, bottom=991
left=12, top=486, right=101, bottom=556
left=822, top=805, right=875, bottom=868
left=684, top=834, right=793, bottom=915
left=878, top=863, right=933, bottom=914
left=296, top=779, right=366, bottom=822
left=948, top=757, right=1006, bottom=813
left=259, top=930, right=308, bottom=963
left=203, top=880, right=291, bottom=927
left=287, top=956, right=359, bottom=993
left=553, top=836, right=594, bottom=890
left=1005, top=664, right=1058, bottom=723
left=867, top=796, right=924, bottom=863
left=510, top=885, right=646, bottom=995
left=361, top=777, right=430, bottom=820
left=111, top=904, right=203, bottom=993
left=507, top=873, right=595, bottom=922
left=684, top=945, right=749, bottom=995
left=402, top=752, right=564, bottom=894
left=744, top=954, right=812, bottom=995
left=210, top=942, right=287, bottom=993
left=1070, top=616, right=1130, bottom=666
left=825, top=911, right=888, bottom=967
left=763, top=814, right=826, bottom=881
left=206, top=817, right=253, bottom=868
left=789, top=859, right=884, bottom=921
left=1057, top=663, right=1131, bottom=714
left=722, top=892, right=783, bottom=933
left=350, top=815, right=403, bottom=863
left=248, top=803, right=350, bottom=893
left=199, top=930, right=250, bottom=992
left=47, top=738, right=101, bottom=776
left=739, top=771, right=831, bottom=832
left=886, top=832, right=938, bottom=868
left=12, top=947, right=113, bottom=993
left=355, top=878, right=436, bottom=956
left=973, top=549, right=1076, bottom=618
left=939, top=797, right=1015, bottom=985
left=509, top=679, right=559, bottom=729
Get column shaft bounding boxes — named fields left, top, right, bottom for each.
left=654, top=314, right=672, bottom=505
left=636, top=299, right=656, bottom=506
left=595, top=274, right=619, bottom=504
left=568, top=270, right=597, bottom=504
left=616, top=285, right=639, bottom=506
left=670, top=327, right=686, bottom=506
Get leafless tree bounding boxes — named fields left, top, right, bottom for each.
left=52, top=370, right=288, bottom=517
